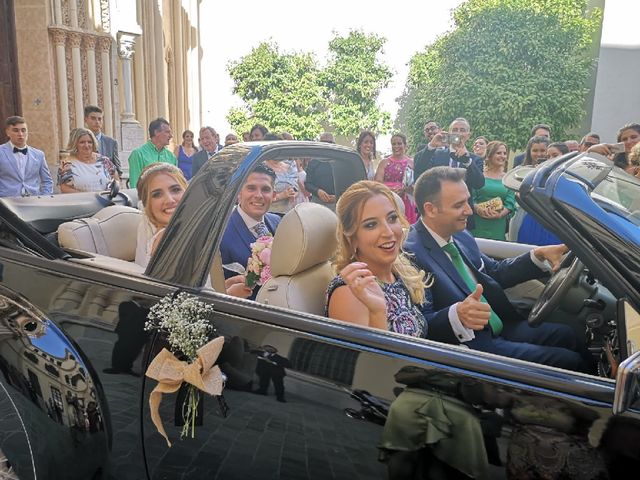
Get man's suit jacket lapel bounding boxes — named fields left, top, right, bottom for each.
left=0, top=143, right=22, bottom=179
left=416, top=221, right=469, bottom=295
left=98, top=135, right=106, bottom=156
left=264, top=214, right=278, bottom=235
left=23, top=149, right=40, bottom=181
left=229, top=208, right=255, bottom=254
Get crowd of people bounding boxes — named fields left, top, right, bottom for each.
left=2, top=107, right=640, bottom=374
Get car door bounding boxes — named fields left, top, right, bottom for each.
left=139, top=143, right=633, bottom=479
left=0, top=144, right=636, bottom=479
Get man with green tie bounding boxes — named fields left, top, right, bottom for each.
left=404, top=166, right=585, bottom=371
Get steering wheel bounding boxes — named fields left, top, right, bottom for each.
left=528, top=253, right=584, bottom=327
left=97, top=180, right=132, bottom=207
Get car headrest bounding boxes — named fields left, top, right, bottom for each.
left=58, top=205, right=141, bottom=261
left=270, top=203, right=338, bottom=276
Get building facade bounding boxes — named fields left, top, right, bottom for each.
left=1, top=0, right=203, bottom=180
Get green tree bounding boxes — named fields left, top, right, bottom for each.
left=227, top=42, right=327, bottom=139
left=397, top=0, right=602, bottom=152
left=321, top=31, right=393, bottom=136
left=227, top=31, right=393, bottom=139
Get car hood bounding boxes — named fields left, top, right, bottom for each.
left=514, top=153, right=640, bottom=307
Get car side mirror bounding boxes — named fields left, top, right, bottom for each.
left=613, top=299, right=640, bottom=414
left=503, top=166, right=535, bottom=191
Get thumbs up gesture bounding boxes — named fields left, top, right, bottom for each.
left=456, top=284, right=491, bottom=330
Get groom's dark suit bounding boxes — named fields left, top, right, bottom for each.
left=220, top=208, right=281, bottom=300
left=405, top=221, right=584, bottom=370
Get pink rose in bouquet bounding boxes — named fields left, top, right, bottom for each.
left=245, top=235, right=273, bottom=288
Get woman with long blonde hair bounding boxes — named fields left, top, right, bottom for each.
left=134, top=163, right=188, bottom=267
left=326, top=180, right=432, bottom=337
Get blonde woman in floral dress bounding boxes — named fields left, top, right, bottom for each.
left=58, top=128, right=116, bottom=193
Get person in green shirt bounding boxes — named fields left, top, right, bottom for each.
left=471, top=141, right=516, bottom=240
left=127, top=118, right=177, bottom=187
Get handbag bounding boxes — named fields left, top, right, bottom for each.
left=475, top=196, right=504, bottom=212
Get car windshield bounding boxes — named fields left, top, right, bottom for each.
left=565, top=157, right=640, bottom=227
left=592, top=167, right=640, bottom=222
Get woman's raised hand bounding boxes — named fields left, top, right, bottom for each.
left=339, top=262, right=387, bottom=316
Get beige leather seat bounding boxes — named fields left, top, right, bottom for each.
left=256, top=203, right=338, bottom=315
left=58, top=205, right=141, bottom=261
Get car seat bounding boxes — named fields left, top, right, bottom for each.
left=57, top=205, right=141, bottom=261
left=256, top=203, right=338, bottom=315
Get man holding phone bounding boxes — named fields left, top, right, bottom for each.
left=414, top=117, right=485, bottom=228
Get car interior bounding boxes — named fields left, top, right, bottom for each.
left=0, top=158, right=629, bottom=379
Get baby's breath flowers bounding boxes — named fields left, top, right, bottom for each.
left=145, top=291, right=221, bottom=442
left=145, top=292, right=216, bottom=361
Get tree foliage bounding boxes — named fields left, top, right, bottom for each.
left=321, top=31, right=393, bottom=136
left=227, top=31, right=392, bottom=139
left=397, top=0, right=602, bottom=152
left=227, top=42, right=327, bottom=139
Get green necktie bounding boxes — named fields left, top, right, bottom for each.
left=442, top=242, right=503, bottom=336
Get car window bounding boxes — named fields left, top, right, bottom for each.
left=592, top=167, right=640, bottom=227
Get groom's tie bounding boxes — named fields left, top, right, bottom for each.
left=442, top=242, right=503, bottom=335
left=253, top=221, right=270, bottom=238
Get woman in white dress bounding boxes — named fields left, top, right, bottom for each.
left=58, top=128, right=117, bottom=193
left=134, top=163, right=188, bottom=268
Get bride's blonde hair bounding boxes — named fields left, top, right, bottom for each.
left=334, top=180, right=430, bottom=305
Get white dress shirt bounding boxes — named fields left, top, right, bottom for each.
left=236, top=206, right=265, bottom=238
left=9, top=141, right=27, bottom=180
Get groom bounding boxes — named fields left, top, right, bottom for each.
left=405, top=166, right=584, bottom=371
left=220, top=164, right=281, bottom=299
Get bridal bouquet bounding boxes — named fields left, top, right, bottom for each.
left=245, top=235, right=274, bottom=288
left=144, top=292, right=225, bottom=447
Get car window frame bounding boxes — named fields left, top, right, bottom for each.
left=146, top=141, right=366, bottom=288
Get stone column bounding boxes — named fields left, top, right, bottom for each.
left=172, top=1, right=185, bottom=131
left=117, top=33, right=136, bottom=122
left=117, top=33, right=144, bottom=180
left=98, top=36, right=113, bottom=135
left=53, top=0, right=63, bottom=25
left=142, top=0, right=157, bottom=120
left=69, top=0, right=79, bottom=28
left=153, top=4, right=167, bottom=118
left=85, top=36, right=98, bottom=106
left=68, top=32, right=84, bottom=127
left=51, top=28, right=70, bottom=145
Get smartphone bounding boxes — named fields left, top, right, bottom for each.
left=440, top=133, right=461, bottom=146
left=610, top=142, right=625, bottom=154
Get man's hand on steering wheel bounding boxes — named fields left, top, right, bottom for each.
left=532, top=244, right=569, bottom=271
left=528, top=252, right=584, bottom=326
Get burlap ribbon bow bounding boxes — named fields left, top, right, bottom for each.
left=145, top=336, right=225, bottom=447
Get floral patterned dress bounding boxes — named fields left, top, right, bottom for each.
left=325, top=276, right=429, bottom=338
left=58, top=154, right=115, bottom=192
left=381, top=156, right=417, bottom=223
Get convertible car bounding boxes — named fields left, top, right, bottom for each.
left=0, top=142, right=639, bottom=479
